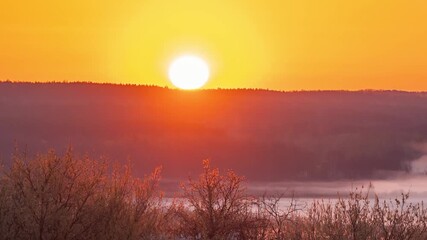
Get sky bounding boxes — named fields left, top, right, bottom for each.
left=1, top=0, right=427, bottom=91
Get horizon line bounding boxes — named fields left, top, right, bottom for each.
left=1, top=80, right=427, bottom=94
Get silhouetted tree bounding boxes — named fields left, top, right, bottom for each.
left=174, top=160, right=257, bottom=239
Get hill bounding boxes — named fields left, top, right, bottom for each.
left=1, top=82, right=427, bottom=182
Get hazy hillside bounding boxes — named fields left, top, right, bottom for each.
left=1, top=82, right=427, bottom=182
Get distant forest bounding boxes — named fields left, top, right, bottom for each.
left=1, top=82, right=427, bottom=183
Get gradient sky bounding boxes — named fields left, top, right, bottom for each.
left=1, top=0, right=427, bottom=90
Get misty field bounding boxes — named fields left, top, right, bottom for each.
left=1, top=149, right=426, bottom=240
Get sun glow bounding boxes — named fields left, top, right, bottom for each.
left=168, top=55, right=210, bottom=90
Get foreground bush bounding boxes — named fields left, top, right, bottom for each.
left=302, top=189, right=427, bottom=240
left=171, top=160, right=261, bottom=239
left=0, top=149, right=162, bottom=240
left=1, top=149, right=427, bottom=239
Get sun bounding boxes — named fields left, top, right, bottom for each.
left=168, top=55, right=210, bottom=90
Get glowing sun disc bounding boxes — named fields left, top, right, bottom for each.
left=168, top=55, right=210, bottom=90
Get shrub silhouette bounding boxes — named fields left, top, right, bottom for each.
left=173, top=159, right=257, bottom=239
left=0, top=149, right=162, bottom=240
left=300, top=187, right=427, bottom=240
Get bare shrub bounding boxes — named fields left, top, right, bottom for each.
left=94, top=164, right=163, bottom=240
left=304, top=187, right=374, bottom=240
left=301, top=186, right=427, bottom=240
left=371, top=192, right=427, bottom=240
left=173, top=159, right=257, bottom=239
left=255, top=193, right=304, bottom=240
left=0, top=149, right=162, bottom=240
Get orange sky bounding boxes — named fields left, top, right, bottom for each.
left=1, top=0, right=427, bottom=91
